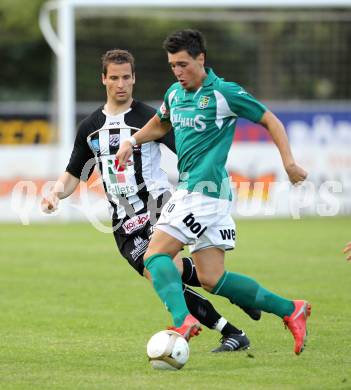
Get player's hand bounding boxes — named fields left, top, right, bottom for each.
left=41, top=193, right=59, bottom=214
left=343, top=242, right=351, bottom=261
left=116, top=140, right=133, bottom=169
left=285, top=163, right=308, bottom=185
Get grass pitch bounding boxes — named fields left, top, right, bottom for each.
left=0, top=217, right=350, bottom=389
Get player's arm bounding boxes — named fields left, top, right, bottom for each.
left=41, top=115, right=96, bottom=213
left=117, top=114, right=171, bottom=166
left=259, top=110, right=307, bottom=185
left=41, top=172, right=80, bottom=214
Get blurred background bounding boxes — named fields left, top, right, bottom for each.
left=1, top=0, right=350, bottom=223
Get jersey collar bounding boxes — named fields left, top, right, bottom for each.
left=182, top=68, right=217, bottom=99
left=102, top=100, right=135, bottom=117
left=202, top=67, right=217, bottom=87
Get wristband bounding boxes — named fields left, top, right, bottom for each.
left=127, top=136, right=137, bottom=146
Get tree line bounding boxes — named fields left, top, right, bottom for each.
left=1, top=2, right=350, bottom=103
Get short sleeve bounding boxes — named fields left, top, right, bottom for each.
left=66, top=121, right=95, bottom=181
left=156, top=85, right=178, bottom=123
left=221, top=83, right=267, bottom=123
left=156, top=99, right=171, bottom=123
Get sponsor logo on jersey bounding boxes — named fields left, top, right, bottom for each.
left=91, top=139, right=100, bottom=152
left=171, top=113, right=206, bottom=132
left=107, top=158, right=126, bottom=183
left=109, top=134, right=120, bottom=147
left=104, top=157, right=136, bottom=196
left=130, top=236, right=149, bottom=260
left=122, top=212, right=151, bottom=234
left=182, top=213, right=207, bottom=238
left=107, top=183, right=136, bottom=196
left=219, top=229, right=236, bottom=240
left=198, top=95, right=210, bottom=109
left=159, top=102, right=170, bottom=118
left=108, top=121, right=120, bottom=126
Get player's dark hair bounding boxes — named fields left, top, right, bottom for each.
left=101, top=49, right=135, bottom=75
left=163, top=29, right=207, bottom=59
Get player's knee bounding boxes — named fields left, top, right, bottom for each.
left=143, top=267, right=152, bottom=281
left=200, top=282, right=213, bottom=292
left=196, top=274, right=217, bottom=292
left=143, top=248, right=155, bottom=262
left=143, top=241, right=180, bottom=262
left=172, top=256, right=183, bottom=275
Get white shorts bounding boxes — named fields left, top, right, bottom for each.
left=155, top=190, right=236, bottom=253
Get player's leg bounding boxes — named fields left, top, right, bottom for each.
left=179, top=255, right=261, bottom=321
left=143, top=190, right=200, bottom=338
left=114, top=224, right=199, bottom=340
left=191, top=247, right=294, bottom=315
left=144, top=258, right=248, bottom=350
left=182, top=285, right=249, bottom=352
left=113, top=216, right=243, bottom=345
left=192, top=247, right=311, bottom=354
left=143, top=229, right=201, bottom=340
left=190, top=194, right=311, bottom=354
left=113, top=226, right=200, bottom=327
left=145, top=189, right=310, bottom=348
left=143, top=189, right=243, bottom=339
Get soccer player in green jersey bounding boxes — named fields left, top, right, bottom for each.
left=117, top=29, right=311, bottom=355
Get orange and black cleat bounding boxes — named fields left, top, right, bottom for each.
left=169, top=314, right=202, bottom=341
left=283, top=300, right=312, bottom=355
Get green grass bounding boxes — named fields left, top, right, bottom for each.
left=0, top=217, right=350, bottom=389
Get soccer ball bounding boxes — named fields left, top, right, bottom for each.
left=146, top=330, right=190, bottom=370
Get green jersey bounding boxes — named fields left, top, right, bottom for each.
left=157, top=68, right=267, bottom=200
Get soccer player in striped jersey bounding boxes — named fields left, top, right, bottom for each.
left=41, top=49, right=259, bottom=352
left=117, top=30, right=312, bottom=354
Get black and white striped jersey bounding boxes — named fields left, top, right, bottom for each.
left=66, top=100, right=176, bottom=219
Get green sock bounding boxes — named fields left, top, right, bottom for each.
left=145, top=253, right=189, bottom=327
left=212, top=271, right=294, bottom=318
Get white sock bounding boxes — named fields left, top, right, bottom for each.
left=214, top=317, right=228, bottom=333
